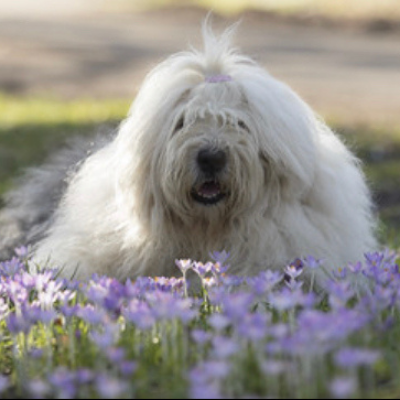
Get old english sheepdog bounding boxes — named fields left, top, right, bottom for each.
left=0, top=23, right=377, bottom=282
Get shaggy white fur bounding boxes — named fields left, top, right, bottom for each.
left=0, top=23, right=377, bottom=282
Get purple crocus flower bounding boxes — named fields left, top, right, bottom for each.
left=190, top=383, right=223, bottom=400
left=333, top=267, right=348, bottom=280
left=334, top=347, right=380, bottom=369
left=14, top=246, right=30, bottom=259
left=95, top=374, right=128, bottom=399
left=303, top=255, right=324, bottom=270
left=326, top=281, right=355, bottom=309
left=24, top=305, right=58, bottom=325
left=192, top=262, right=214, bottom=279
left=175, top=259, right=193, bottom=275
left=284, top=259, right=304, bottom=280
left=106, top=347, right=126, bottom=363
left=212, top=336, right=240, bottom=359
left=89, top=324, right=120, bottom=348
left=348, top=261, right=364, bottom=274
left=75, top=369, right=94, bottom=385
left=329, top=377, right=357, bottom=399
left=235, top=312, right=269, bottom=342
left=6, top=313, right=33, bottom=335
left=219, top=292, right=254, bottom=322
left=77, top=305, right=107, bottom=325
left=28, top=379, right=50, bottom=399
left=247, top=270, right=283, bottom=295
left=48, top=367, right=77, bottom=399
left=0, top=376, right=9, bottom=394
left=192, top=329, right=213, bottom=345
left=364, top=252, right=385, bottom=268
left=208, top=314, right=231, bottom=332
left=0, top=257, right=25, bottom=277
left=119, top=361, right=137, bottom=377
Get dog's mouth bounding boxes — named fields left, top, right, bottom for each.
left=191, top=180, right=226, bottom=206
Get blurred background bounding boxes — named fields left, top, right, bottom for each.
left=0, top=0, right=399, bottom=242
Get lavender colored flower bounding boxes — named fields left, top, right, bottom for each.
left=236, top=312, right=269, bottom=341
left=106, top=347, right=126, bottom=363
left=122, top=301, right=156, bottom=331
left=89, top=324, right=120, bottom=348
left=0, top=257, right=25, bottom=277
left=146, top=292, right=196, bottom=323
left=326, top=281, right=355, bottom=309
left=14, top=246, right=30, bottom=259
left=24, top=305, right=58, bottom=325
left=365, top=252, right=385, bottom=268
left=284, top=259, right=304, bottom=280
left=348, top=261, right=364, bottom=274
left=285, top=279, right=304, bottom=291
left=175, top=259, right=193, bottom=275
left=208, top=314, right=231, bottom=332
left=219, top=292, right=254, bottom=321
left=6, top=280, right=29, bottom=307
left=212, top=335, right=240, bottom=359
left=333, top=267, right=348, bottom=280
left=190, top=383, right=223, bottom=400
left=303, top=255, right=324, bottom=270
left=119, top=361, right=138, bottom=377
left=95, top=374, right=128, bottom=399
left=190, top=360, right=231, bottom=383
left=209, top=250, right=230, bottom=265
left=261, top=360, right=288, bottom=376
left=78, top=305, right=107, bottom=325
left=289, top=309, right=370, bottom=355
left=268, top=288, right=306, bottom=311
left=219, top=275, right=245, bottom=288
left=75, top=369, right=95, bottom=385
left=33, top=270, right=57, bottom=293
left=0, top=376, right=9, bottom=394
left=192, top=329, right=213, bottom=345
left=247, top=270, right=283, bottom=295
left=329, top=377, right=357, bottom=399
left=29, top=347, right=44, bottom=359
left=48, top=367, right=77, bottom=399
left=60, top=305, right=80, bottom=319
left=192, top=261, right=214, bottom=278
left=334, top=347, right=380, bottom=369
left=28, top=379, right=50, bottom=399
left=6, top=313, right=33, bottom=335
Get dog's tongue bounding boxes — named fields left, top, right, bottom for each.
left=198, top=181, right=221, bottom=197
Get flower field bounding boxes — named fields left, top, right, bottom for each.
left=0, top=248, right=399, bottom=399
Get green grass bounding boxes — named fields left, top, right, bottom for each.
left=0, top=94, right=130, bottom=200
left=0, top=93, right=399, bottom=238
left=127, top=0, right=400, bottom=20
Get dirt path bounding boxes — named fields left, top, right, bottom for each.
left=0, top=5, right=399, bottom=126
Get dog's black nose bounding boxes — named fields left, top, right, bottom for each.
left=197, top=149, right=227, bottom=175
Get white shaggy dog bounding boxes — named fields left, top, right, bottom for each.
left=0, top=24, right=377, bottom=281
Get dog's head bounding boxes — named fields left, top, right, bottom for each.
left=117, top=22, right=318, bottom=227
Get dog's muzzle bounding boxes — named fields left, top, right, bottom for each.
left=191, top=148, right=228, bottom=206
